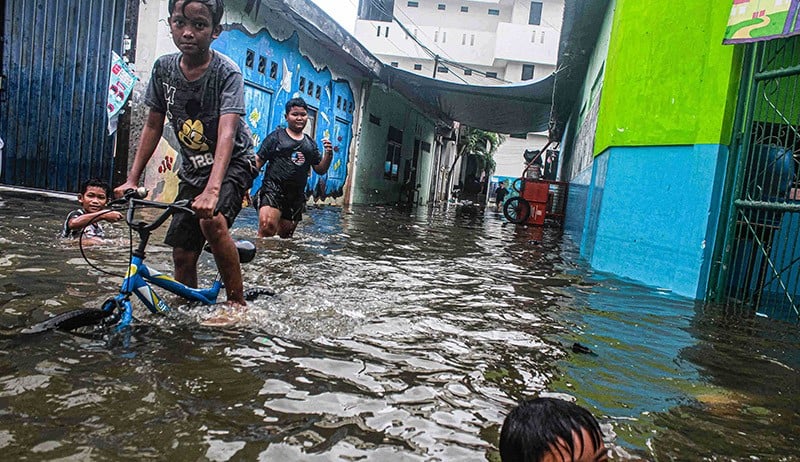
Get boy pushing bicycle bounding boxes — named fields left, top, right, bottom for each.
left=115, top=0, right=257, bottom=323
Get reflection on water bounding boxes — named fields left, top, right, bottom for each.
left=0, top=190, right=798, bottom=461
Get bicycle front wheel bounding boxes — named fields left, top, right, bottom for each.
left=21, top=308, right=113, bottom=334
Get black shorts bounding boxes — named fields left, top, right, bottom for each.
left=255, top=181, right=306, bottom=222
left=165, top=156, right=257, bottom=251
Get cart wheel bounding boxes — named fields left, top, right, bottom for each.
left=510, top=178, right=524, bottom=193
left=503, top=197, right=531, bottom=224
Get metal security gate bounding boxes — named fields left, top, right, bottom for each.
left=714, top=36, right=800, bottom=322
left=0, top=0, right=126, bottom=193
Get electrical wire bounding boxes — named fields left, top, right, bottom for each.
left=372, top=1, right=514, bottom=83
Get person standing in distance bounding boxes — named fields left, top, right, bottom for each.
left=254, top=97, right=333, bottom=238
left=115, top=0, right=257, bottom=312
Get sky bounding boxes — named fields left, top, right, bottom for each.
left=309, top=0, right=358, bottom=33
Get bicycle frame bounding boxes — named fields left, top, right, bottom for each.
left=101, top=192, right=224, bottom=330
left=108, top=254, right=224, bottom=329
left=22, top=190, right=267, bottom=335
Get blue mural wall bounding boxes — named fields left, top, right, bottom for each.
left=213, top=27, right=356, bottom=199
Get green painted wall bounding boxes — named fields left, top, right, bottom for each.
left=352, top=84, right=436, bottom=205
left=595, top=0, right=743, bottom=154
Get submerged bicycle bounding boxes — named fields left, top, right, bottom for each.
left=23, top=188, right=272, bottom=334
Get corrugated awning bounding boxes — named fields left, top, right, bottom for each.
left=382, top=66, right=556, bottom=134
left=269, top=0, right=608, bottom=137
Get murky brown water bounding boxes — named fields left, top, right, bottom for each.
left=0, top=189, right=798, bottom=461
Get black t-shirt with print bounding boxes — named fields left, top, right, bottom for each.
left=257, top=129, right=322, bottom=193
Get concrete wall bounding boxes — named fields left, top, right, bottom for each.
left=351, top=84, right=437, bottom=205
left=561, top=0, right=744, bottom=299
left=595, top=0, right=740, bottom=152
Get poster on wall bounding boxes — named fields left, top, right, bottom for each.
left=107, top=51, right=137, bottom=135
left=724, top=0, right=800, bottom=44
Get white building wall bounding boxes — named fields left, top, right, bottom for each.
left=493, top=133, right=548, bottom=179
left=355, top=0, right=564, bottom=85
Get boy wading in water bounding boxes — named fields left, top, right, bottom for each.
left=63, top=178, right=124, bottom=244
left=115, top=0, right=257, bottom=326
left=254, top=97, right=333, bottom=238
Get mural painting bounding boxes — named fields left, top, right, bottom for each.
left=725, top=0, right=800, bottom=43
left=147, top=26, right=356, bottom=202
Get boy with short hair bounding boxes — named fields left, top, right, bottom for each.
left=254, top=97, right=333, bottom=238
left=499, top=397, right=608, bottom=462
left=62, top=178, right=124, bottom=243
left=115, top=0, right=257, bottom=312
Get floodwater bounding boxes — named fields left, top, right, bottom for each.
left=0, top=189, right=798, bottom=461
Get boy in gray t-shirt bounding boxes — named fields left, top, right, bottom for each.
left=115, top=0, right=257, bottom=319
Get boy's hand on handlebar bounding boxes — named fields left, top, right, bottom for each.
left=192, top=190, right=219, bottom=219
left=114, top=181, right=138, bottom=199
left=104, top=211, right=124, bottom=222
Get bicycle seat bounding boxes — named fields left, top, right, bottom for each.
left=203, top=239, right=256, bottom=264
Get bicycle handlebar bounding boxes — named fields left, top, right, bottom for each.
left=111, top=188, right=195, bottom=233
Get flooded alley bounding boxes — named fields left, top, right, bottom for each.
left=0, top=190, right=798, bottom=461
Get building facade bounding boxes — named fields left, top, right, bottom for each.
left=354, top=0, right=564, bottom=200
left=557, top=0, right=800, bottom=320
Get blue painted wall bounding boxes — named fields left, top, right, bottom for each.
left=580, top=145, right=729, bottom=298
left=213, top=28, right=356, bottom=199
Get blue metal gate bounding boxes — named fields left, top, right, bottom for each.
left=0, top=0, right=126, bottom=193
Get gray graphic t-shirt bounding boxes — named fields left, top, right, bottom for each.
left=145, top=51, right=254, bottom=188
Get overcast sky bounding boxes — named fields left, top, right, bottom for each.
left=309, top=0, right=358, bottom=32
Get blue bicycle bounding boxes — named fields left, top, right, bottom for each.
left=23, top=188, right=272, bottom=333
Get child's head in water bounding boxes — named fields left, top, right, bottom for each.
left=499, top=397, right=607, bottom=462
left=77, top=178, right=112, bottom=214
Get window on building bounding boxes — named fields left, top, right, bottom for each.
left=541, top=31, right=546, bottom=43
left=269, top=61, right=278, bottom=79
left=437, top=66, right=449, bottom=74
left=414, top=63, right=422, bottom=70
left=434, top=30, right=439, bottom=42
left=437, top=4, right=446, bottom=10
left=407, top=1, right=419, bottom=6
left=529, top=1, right=543, bottom=25
left=358, top=0, right=394, bottom=21
left=258, top=56, right=266, bottom=74
left=245, top=49, right=255, bottom=68
left=521, top=64, right=535, bottom=81
left=385, top=26, right=390, bottom=37
left=303, top=107, right=317, bottom=138
left=370, top=113, right=381, bottom=125
left=470, top=34, right=475, bottom=46
left=299, top=77, right=306, bottom=92
left=376, top=26, right=382, bottom=36
left=488, top=8, right=500, bottom=16
left=486, top=71, right=498, bottom=78
left=460, top=6, right=469, bottom=12
left=464, top=69, right=472, bottom=76
left=316, top=86, right=321, bottom=99
left=307, top=81, right=314, bottom=96
left=442, top=31, right=447, bottom=43
left=462, top=33, right=466, bottom=45
left=531, top=31, right=536, bottom=42
left=385, top=127, right=403, bottom=181
left=337, top=95, right=342, bottom=109
left=390, top=61, right=399, bottom=67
